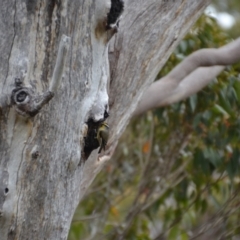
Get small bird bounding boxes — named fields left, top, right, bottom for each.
left=96, top=122, right=109, bottom=153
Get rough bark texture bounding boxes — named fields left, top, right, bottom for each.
left=0, top=0, right=210, bottom=239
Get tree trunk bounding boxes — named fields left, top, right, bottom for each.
left=0, top=0, right=210, bottom=239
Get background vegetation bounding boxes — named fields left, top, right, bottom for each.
left=69, top=2, right=240, bottom=239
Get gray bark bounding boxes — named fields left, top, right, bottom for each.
left=0, top=0, right=211, bottom=239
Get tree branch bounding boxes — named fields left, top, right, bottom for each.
left=134, top=37, right=240, bottom=116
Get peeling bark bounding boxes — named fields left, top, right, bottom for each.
left=0, top=0, right=211, bottom=239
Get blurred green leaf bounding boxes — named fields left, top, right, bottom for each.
left=212, top=104, right=230, bottom=117
left=233, top=80, right=240, bottom=102
left=219, top=90, right=234, bottom=117
left=168, top=226, right=180, bottom=240
left=181, top=230, right=189, bottom=240
left=189, top=94, right=197, bottom=113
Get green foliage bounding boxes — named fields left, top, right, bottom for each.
left=68, top=13, right=240, bottom=240
left=212, top=0, right=240, bottom=38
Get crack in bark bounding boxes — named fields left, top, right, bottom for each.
left=13, top=135, right=31, bottom=239
left=34, top=1, right=42, bottom=81
left=41, top=0, right=60, bottom=86
left=7, top=117, right=32, bottom=239
left=3, top=0, right=17, bottom=88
